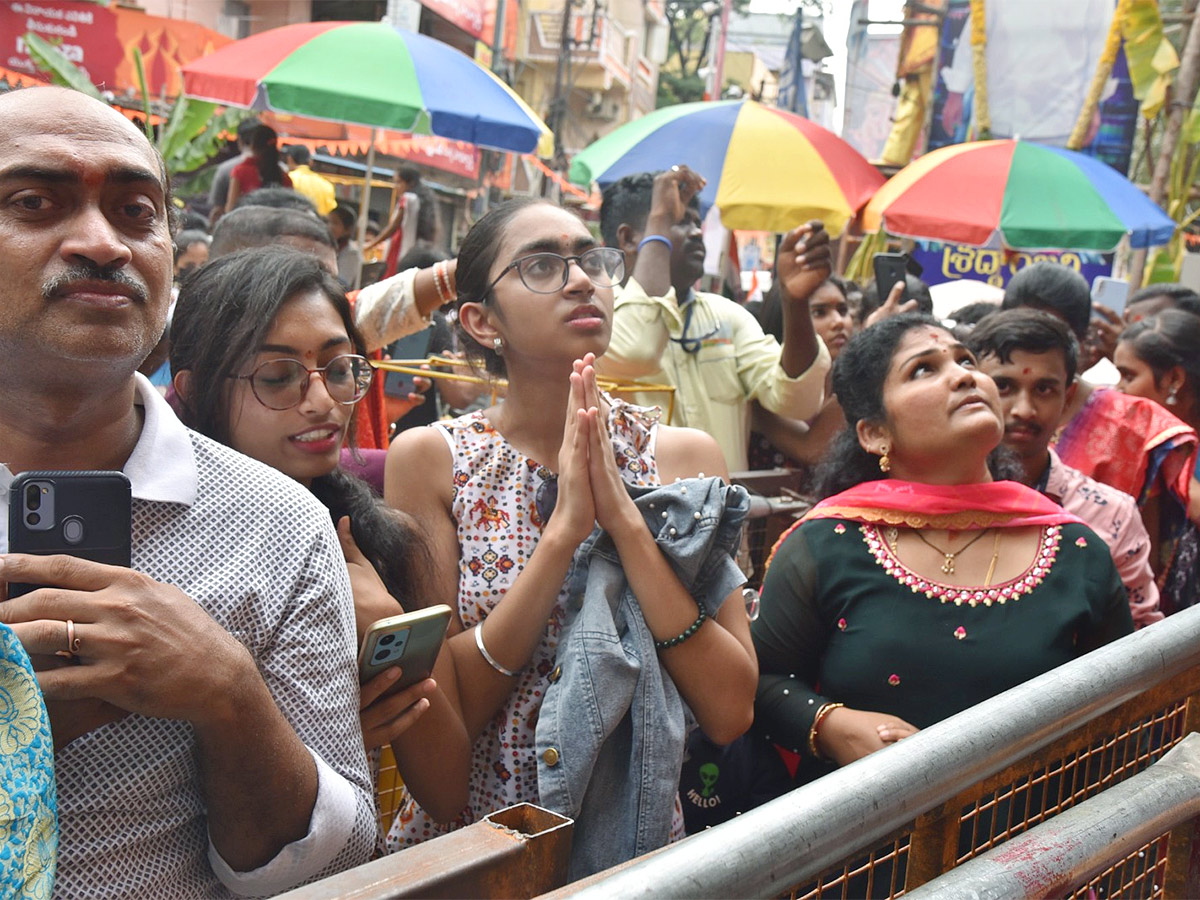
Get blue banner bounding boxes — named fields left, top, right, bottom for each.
left=910, top=240, right=1114, bottom=288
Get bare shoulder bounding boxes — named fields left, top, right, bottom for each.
left=654, top=424, right=729, bottom=483
left=384, top=424, right=454, bottom=510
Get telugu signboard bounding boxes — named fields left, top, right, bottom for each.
left=2, top=0, right=229, bottom=96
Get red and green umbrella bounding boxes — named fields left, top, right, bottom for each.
left=863, top=139, right=1175, bottom=251
left=181, top=22, right=551, bottom=155
left=568, top=99, right=884, bottom=236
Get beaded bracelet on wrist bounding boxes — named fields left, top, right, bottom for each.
left=654, top=606, right=707, bottom=651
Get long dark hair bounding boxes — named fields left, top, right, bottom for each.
left=250, top=124, right=286, bottom=189
left=814, top=313, right=1020, bottom=498
left=170, top=246, right=430, bottom=606
left=454, top=196, right=555, bottom=378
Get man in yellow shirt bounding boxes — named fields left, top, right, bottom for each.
left=284, top=145, right=336, bottom=215
left=596, top=166, right=831, bottom=473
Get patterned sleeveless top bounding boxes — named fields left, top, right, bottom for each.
left=386, top=398, right=661, bottom=850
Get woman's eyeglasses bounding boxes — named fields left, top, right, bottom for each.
left=483, top=247, right=625, bottom=299
left=232, top=354, right=374, bottom=410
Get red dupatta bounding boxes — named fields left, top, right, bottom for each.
left=762, top=479, right=1084, bottom=581
left=803, top=479, right=1085, bottom=531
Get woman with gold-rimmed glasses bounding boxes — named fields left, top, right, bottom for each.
left=168, top=245, right=470, bottom=825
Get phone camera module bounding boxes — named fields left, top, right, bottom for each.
left=26, top=512, right=40, bottom=526
left=380, top=634, right=395, bottom=646
left=25, top=484, right=40, bottom=511
left=374, top=649, right=389, bottom=662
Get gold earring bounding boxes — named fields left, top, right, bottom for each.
left=878, top=445, right=891, bottom=473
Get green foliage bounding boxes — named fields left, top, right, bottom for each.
left=166, top=106, right=247, bottom=175
left=1144, top=89, right=1200, bottom=283
left=21, top=32, right=102, bottom=99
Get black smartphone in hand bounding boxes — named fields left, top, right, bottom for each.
left=873, top=252, right=911, bottom=307
left=7, top=471, right=131, bottom=597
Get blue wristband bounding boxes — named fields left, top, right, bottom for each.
left=637, top=234, right=673, bottom=252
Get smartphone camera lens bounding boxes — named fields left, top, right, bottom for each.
left=25, top=484, right=40, bottom=511
left=26, top=512, right=40, bottom=526
left=374, top=649, right=389, bottom=662
left=380, top=634, right=395, bottom=646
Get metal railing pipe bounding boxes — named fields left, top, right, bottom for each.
left=905, top=732, right=1200, bottom=899
left=546, top=605, right=1200, bottom=900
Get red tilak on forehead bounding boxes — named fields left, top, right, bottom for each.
left=1023, top=368, right=1032, bottom=375
left=928, top=330, right=944, bottom=341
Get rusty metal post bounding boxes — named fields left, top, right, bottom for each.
left=276, top=804, right=573, bottom=900
left=904, top=734, right=1200, bottom=899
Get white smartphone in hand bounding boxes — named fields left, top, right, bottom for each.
left=1091, top=276, right=1130, bottom=317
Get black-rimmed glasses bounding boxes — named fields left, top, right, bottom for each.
left=232, top=354, right=374, bottom=410
left=483, top=247, right=625, bottom=300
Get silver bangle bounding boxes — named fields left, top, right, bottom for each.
left=475, top=623, right=520, bottom=677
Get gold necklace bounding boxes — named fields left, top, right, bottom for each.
left=910, top=528, right=991, bottom=575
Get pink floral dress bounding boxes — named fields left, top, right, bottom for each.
left=386, top=399, right=663, bottom=850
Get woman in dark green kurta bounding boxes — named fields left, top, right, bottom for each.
left=752, top=313, right=1133, bottom=775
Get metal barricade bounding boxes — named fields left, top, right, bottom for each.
left=906, top=733, right=1200, bottom=899
left=285, top=607, right=1200, bottom=900
left=543, top=604, right=1200, bottom=899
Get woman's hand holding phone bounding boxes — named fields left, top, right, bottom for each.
left=359, top=669, right=435, bottom=751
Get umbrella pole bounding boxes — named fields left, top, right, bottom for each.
left=354, top=127, right=378, bottom=291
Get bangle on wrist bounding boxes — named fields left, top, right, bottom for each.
left=637, top=234, right=673, bottom=253
left=808, top=701, right=844, bottom=759
left=475, top=623, right=520, bottom=677
left=653, top=605, right=707, bottom=651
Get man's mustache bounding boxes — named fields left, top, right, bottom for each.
left=42, top=263, right=149, bottom=303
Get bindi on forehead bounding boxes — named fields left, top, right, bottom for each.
left=1023, top=368, right=1032, bottom=375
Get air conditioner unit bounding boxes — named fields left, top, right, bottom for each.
left=585, top=92, right=620, bottom=120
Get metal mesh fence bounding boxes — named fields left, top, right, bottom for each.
left=780, top=695, right=1194, bottom=899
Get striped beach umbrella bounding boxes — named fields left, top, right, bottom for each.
left=182, top=22, right=551, bottom=155
left=568, top=99, right=884, bottom=236
left=863, top=139, right=1175, bottom=251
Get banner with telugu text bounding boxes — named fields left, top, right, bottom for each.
left=910, top=240, right=1113, bottom=289
left=2, top=0, right=229, bottom=97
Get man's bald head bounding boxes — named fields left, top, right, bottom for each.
left=0, top=87, right=175, bottom=232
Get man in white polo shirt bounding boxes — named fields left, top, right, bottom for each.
left=0, top=86, right=375, bottom=898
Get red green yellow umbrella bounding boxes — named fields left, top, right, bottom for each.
left=568, top=99, right=884, bottom=236
left=182, top=22, right=551, bottom=155
left=862, top=139, right=1175, bottom=251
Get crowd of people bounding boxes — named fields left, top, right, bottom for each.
left=2, top=85, right=1198, bottom=898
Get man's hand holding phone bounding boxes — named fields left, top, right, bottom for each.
left=0, top=553, right=262, bottom=748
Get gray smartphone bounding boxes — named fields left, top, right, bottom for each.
left=383, top=327, right=433, bottom=398
left=7, top=471, right=132, bottom=598
left=358, top=604, right=452, bottom=694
